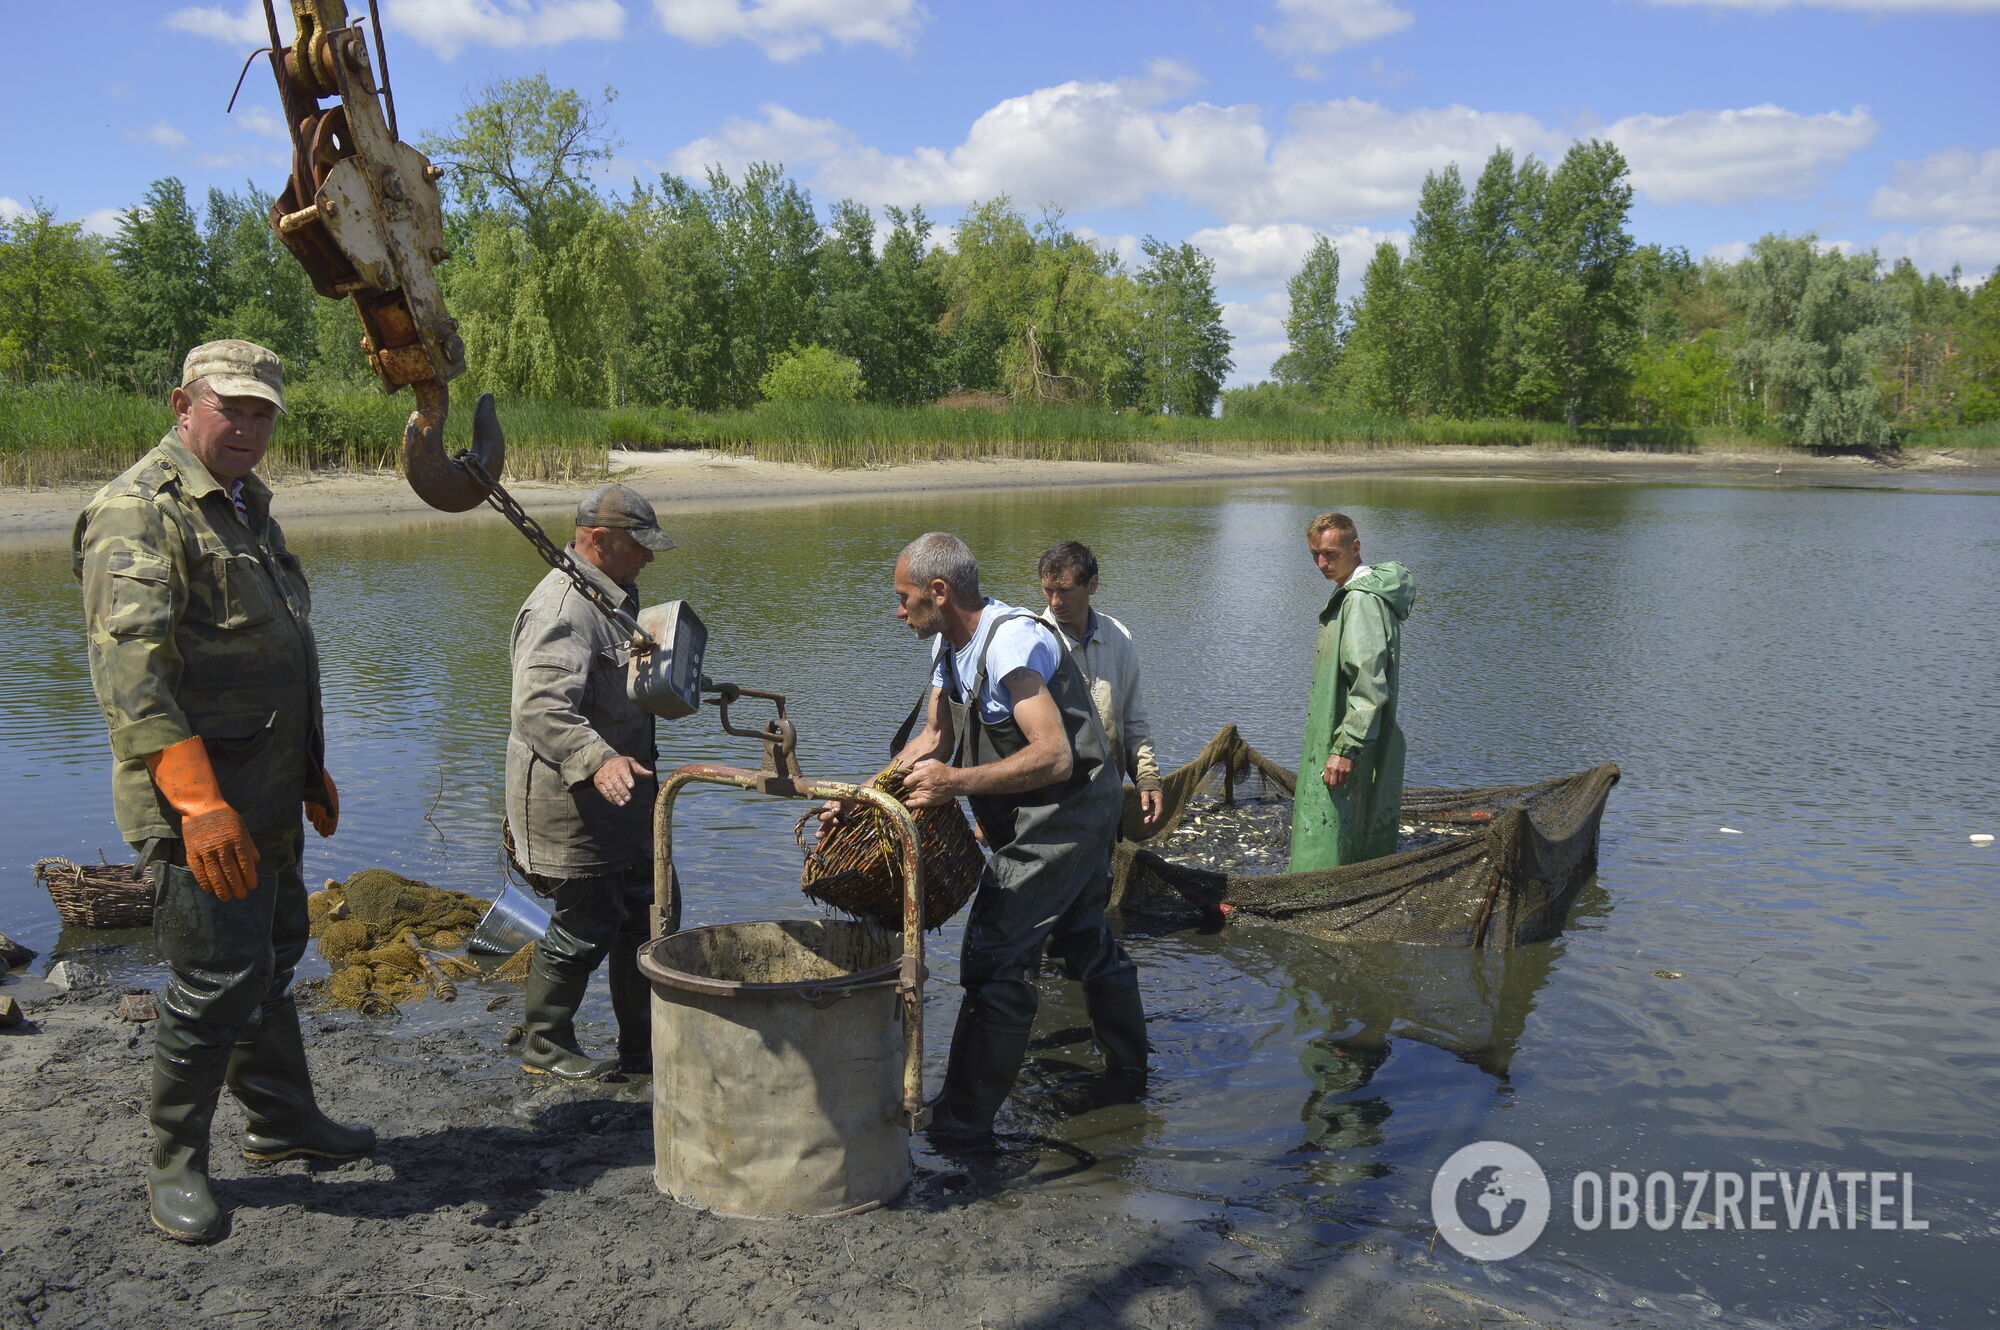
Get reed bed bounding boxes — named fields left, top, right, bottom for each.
left=7, top=383, right=1994, bottom=486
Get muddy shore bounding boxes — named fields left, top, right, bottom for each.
left=0, top=982, right=1625, bottom=1330
left=3, top=443, right=1991, bottom=545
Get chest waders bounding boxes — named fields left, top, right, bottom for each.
left=930, top=613, right=1150, bottom=1141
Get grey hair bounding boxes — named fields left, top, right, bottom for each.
left=900, top=531, right=980, bottom=601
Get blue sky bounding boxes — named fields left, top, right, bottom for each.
left=5, top=0, right=1997, bottom=382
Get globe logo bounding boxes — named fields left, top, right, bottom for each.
left=1429, top=1141, right=1551, bottom=1261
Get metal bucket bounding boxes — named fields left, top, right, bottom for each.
left=639, top=919, right=910, bottom=1218
left=467, top=885, right=549, bottom=955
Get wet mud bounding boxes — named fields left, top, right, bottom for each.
left=0, top=983, right=1622, bottom=1330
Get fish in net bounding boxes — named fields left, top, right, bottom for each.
left=1110, top=725, right=1618, bottom=948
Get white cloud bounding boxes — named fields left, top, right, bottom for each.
left=1186, top=221, right=1405, bottom=289
left=164, top=2, right=267, bottom=44
left=1221, top=291, right=1293, bottom=385
left=1871, top=147, right=2000, bottom=223
left=128, top=122, right=191, bottom=151
left=1255, top=100, right=1561, bottom=221
left=1645, top=0, right=2000, bottom=11
left=676, top=63, right=1272, bottom=215
left=1072, top=226, right=1143, bottom=270
left=234, top=105, right=286, bottom=139
left=166, top=0, right=625, bottom=59
left=1605, top=104, right=1877, bottom=204
left=397, top=0, right=626, bottom=58
left=653, top=0, right=923, bottom=60
left=1878, top=225, right=2000, bottom=278
left=1256, top=0, right=1413, bottom=67
left=0, top=198, right=123, bottom=237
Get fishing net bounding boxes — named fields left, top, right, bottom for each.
left=305, top=869, right=485, bottom=1014
left=1110, top=725, right=1618, bottom=949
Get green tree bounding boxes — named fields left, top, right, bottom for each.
left=1339, top=242, right=1417, bottom=414
left=1878, top=257, right=1974, bottom=425
left=1509, top=139, right=1641, bottom=426
left=200, top=186, right=314, bottom=371
left=1730, top=233, right=1903, bottom=448
left=420, top=75, right=616, bottom=250
left=1959, top=267, right=2000, bottom=423
left=1271, top=234, right=1341, bottom=396
left=108, top=178, right=213, bottom=391
left=867, top=206, right=947, bottom=404
left=625, top=174, right=729, bottom=409
left=758, top=343, right=863, bottom=402
left=713, top=163, right=821, bottom=405
left=1134, top=236, right=1231, bottom=416
left=0, top=200, right=116, bottom=381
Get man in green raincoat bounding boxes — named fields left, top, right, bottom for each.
left=1289, top=512, right=1414, bottom=871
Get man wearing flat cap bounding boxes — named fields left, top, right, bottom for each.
left=73, top=340, right=372, bottom=1244
left=504, top=483, right=676, bottom=1080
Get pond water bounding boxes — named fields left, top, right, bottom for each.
left=3, top=467, right=1996, bottom=1326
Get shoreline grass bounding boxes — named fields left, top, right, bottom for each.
left=5, top=382, right=1995, bottom=486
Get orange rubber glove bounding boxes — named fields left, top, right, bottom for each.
left=145, top=736, right=260, bottom=901
left=306, top=769, right=338, bottom=839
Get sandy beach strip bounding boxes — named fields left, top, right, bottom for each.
left=4, top=444, right=1990, bottom=546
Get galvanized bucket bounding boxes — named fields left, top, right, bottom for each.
left=643, top=759, right=928, bottom=1220
left=639, top=919, right=910, bottom=1217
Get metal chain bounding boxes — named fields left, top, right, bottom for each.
left=452, top=450, right=655, bottom=650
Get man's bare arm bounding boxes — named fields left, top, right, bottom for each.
left=901, top=668, right=1072, bottom=806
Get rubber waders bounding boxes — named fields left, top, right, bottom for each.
left=230, top=997, right=375, bottom=1162
left=928, top=1005, right=1034, bottom=1143
left=148, top=1014, right=232, bottom=1243
left=517, top=950, right=614, bottom=1081
left=1083, top=978, right=1151, bottom=1078
left=607, top=932, right=652, bottom=1075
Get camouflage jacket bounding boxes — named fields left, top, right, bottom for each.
left=505, top=552, right=656, bottom=875
left=72, top=431, right=326, bottom=848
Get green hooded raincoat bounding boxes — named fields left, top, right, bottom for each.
left=1288, top=562, right=1414, bottom=871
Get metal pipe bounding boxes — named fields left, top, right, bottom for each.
left=649, top=764, right=929, bottom=1130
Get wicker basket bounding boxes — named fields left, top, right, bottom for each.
left=35, top=856, right=154, bottom=930
left=798, top=767, right=984, bottom=931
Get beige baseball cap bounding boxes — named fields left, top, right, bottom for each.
left=180, top=339, right=286, bottom=413
left=576, top=483, right=676, bottom=551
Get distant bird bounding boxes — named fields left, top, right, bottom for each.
left=1774, top=463, right=1783, bottom=475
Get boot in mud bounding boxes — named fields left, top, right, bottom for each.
left=927, top=1007, right=1033, bottom=1148
left=148, top=1013, right=231, bottom=1244
left=230, top=997, right=375, bottom=1162
left=607, top=931, right=652, bottom=1077
left=1084, top=977, right=1151, bottom=1091
left=518, top=950, right=612, bottom=1081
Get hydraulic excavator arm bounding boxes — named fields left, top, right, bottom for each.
left=256, top=0, right=498, bottom=510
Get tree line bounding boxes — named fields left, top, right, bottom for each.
left=0, top=77, right=1231, bottom=419
left=4, top=75, right=1997, bottom=446
left=1245, top=140, right=2000, bottom=445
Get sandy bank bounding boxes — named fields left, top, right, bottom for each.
left=3, top=444, right=1990, bottom=546
left=0, top=984, right=1628, bottom=1330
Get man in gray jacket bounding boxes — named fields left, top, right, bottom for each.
left=505, top=484, right=674, bottom=1080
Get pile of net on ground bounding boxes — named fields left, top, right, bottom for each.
left=1109, top=725, right=1619, bottom=949
left=305, top=869, right=487, bottom=1014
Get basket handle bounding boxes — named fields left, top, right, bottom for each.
left=33, top=856, right=83, bottom=886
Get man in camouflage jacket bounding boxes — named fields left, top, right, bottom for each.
left=73, top=340, right=372, bottom=1244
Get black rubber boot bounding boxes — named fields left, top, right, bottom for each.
left=928, top=1005, right=1034, bottom=1143
left=607, top=932, right=652, bottom=1076
left=229, top=997, right=375, bottom=1162
left=1084, top=979, right=1150, bottom=1078
left=518, top=951, right=612, bottom=1081
left=147, top=1014, right=232, bottom=1244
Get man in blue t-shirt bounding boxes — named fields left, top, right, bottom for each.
left=886, top=531, right=1149, bottom=1143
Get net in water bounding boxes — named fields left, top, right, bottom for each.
left=1110, top=725, right=1618, bottom=948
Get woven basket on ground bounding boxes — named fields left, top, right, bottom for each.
left=797, top=767, right=984, bottom=931
left=35, top=856, right=153, bottom=929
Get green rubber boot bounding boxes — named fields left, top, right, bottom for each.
left=1083, top=979, right=1151, bottom=1078
left=147, top=1015, right=231, bottom=1244
left=229, top=998, right=375, bottom=1162
left=518, top=951, right=613, bottom=1081
left=608, top=932, right=652, bottom=1076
